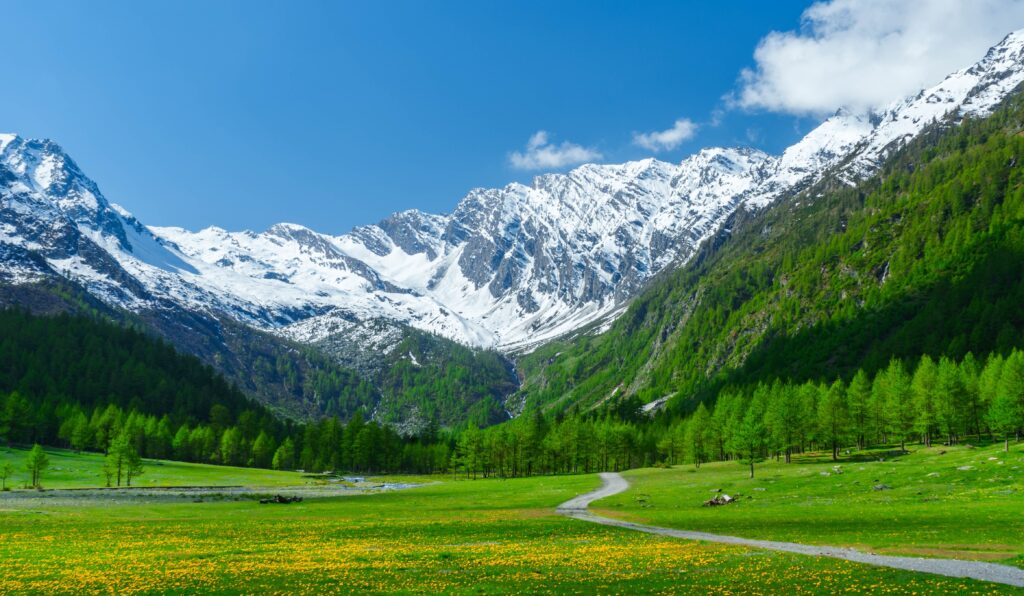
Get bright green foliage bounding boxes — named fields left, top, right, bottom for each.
left=911, top=356, right=939, bottom=447
left=991, top=351, right=1024, bottom=451
left=0, top=460, right=14, bottom=490
left=684, top=402, right=711, bottom=468
left=817, top=380, right=849, bottom=461
left=847, top=370, right=871, bottom=449
left=105, top=432, right=144, bottom=487
left=731, top=402, right=768, bottom=478
left=25, top=443, right=48, bottom=488
left=881, top=359, right=915, bottom=450
left=935, top=356, right=967, bottom=444
left=271, top=437, right=296, bottom=470
left=251, top=431, right=276, bottom=468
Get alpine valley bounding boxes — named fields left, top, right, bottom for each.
left=3, top=29, right=1024, bottom=430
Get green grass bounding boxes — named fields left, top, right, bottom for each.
left=595, top=441, right=1024, bottom=569
left=0, top=445, right=308, bottom=489
left=0, top=451, right=1015, bottom=593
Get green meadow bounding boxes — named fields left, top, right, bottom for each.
left=0, top=445, right=308, bottom=489
left=0, top=446, right=1019, bottom=593
left=597, top=442, right=1024, bottom=568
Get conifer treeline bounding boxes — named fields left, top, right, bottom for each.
left=2, top=307, right=1021, bottom=479
left=454, top=350, right=1024, bottom=479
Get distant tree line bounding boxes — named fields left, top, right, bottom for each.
left=0, top=309, right=450, bottom=476
left=2, top=307, right=1021, bottom=482
left=453, top=350, right=1024, bottom=479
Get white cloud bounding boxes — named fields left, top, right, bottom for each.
left=632, top=118, right=698, bottom=152
left=735, top=0, right=1024, bottom=115
left=508, top=131, right=602, bottom=170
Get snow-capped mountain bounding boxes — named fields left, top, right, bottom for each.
left=153, top=147, right=772, bottom=351
left=2, top=30, right=1024, bottom=357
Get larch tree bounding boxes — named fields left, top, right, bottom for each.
left=959, top=352, right=982, bottom=437
left=847, top=370, right=871, bottom=450
left=25, top=444, right=48, bottom=488
left=935, top=357, right=967, bottom=444
left=272, top=437, right=296, bottom=470
left=817, top=380, right=849, bottom=461
left=991, top=351, right=1024, bottom=452
left=882, top=359, right=915, bottom=451
left=731, top=405, right=767, bottom=479
left=868, top=373, right=889, bottom=445
left=684, top=403, right=711, bottom=468
left=0, top=461, right=14, bottom=490
left=979, top=354, right=1005, bottom=440
left=911, top=356, right=939, bottom=447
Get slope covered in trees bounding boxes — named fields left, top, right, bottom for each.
left=0, top=275, right=517, bottom=429
left=0, top=309, right=451, bottom=476
left=516, top=88, right=1024, bottom=418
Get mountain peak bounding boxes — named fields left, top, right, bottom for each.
left=0, top=133, right=19, bottom=152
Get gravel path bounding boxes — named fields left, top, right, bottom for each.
left=557, top=472, right=1024, bottom=588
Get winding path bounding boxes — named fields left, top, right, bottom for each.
left=557, top=472, right=1024, bottom=588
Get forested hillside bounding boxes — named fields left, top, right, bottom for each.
left=373, top=329, right=517, bottom=428
left=516, top=88, right=1024, bottom=418
left=0, top=276, right=516, bottom=429
left=0, top=309, right=451, bottom=475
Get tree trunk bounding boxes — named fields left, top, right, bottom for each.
left=749, top=460, right=754, bottom=479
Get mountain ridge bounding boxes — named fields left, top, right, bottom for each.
left=2, top=29, right=1024, bottom=425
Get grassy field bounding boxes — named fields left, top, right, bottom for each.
left=0, top=445, right=309, bottom=489
left=0, top=449, right=1015, bottom=593
left=595, top=442, right=1024, bottom=569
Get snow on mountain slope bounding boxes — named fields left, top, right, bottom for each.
left=2, top=29, right=1023, bottom=354
left=847, top=29, right=1024, bottom=178
left=149, top=147, right=771, bottom=351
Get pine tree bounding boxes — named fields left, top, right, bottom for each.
left=272, top=437, right=296, bottom=470
left=71, top=414, right=92, bottom=453
left=0, top=461, right=14, bottom=490
left=912, top=356, right=939, bottom=447
left=979, top=354, right=1006, bottom=440
left=883, top=362, right=913, bottom=448
left=868, top=373, right=889, bottom=445
left=959, top=352, right=982, bottom=437
left=731, top=405, right=766, bottom=479
left=935, top=357, right=966, bottom=444
left=817, top=380, right=848, bottom=461
left=847, top=370, right=871, bottom=450
left=251, top=431, right=276, bottom=468
left=25, top=444, right=48, bottom=488
left=220, top=427, right=245, bottom=467
left=991, top=351, right=1024, bottom=452
left=684, top=403, right=711, bottom=468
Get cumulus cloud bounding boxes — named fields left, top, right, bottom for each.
left=735, top=0, right=1024, bottom=115
left=508, top=131, right=602, bottom=170
left=632, top=118, right=698, bottom=152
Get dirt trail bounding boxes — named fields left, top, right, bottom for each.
left=557, top=472, right=1024, bottom=588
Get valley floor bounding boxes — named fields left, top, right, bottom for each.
left=599, top=442, right=1024, bottom=569
left=0, top=445, right=1020, bottom=593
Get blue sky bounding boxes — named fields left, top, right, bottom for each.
left=3, top=1, right=1022, bottom=234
